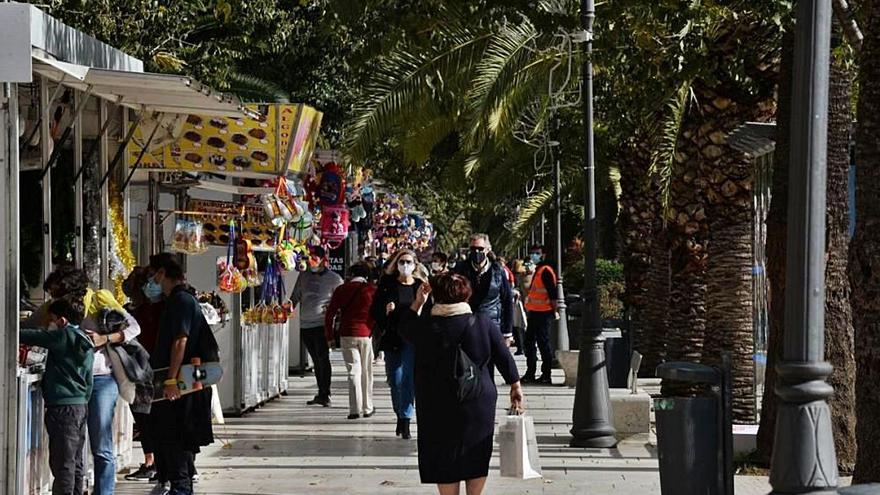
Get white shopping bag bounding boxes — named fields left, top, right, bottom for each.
left=498, top=412, right=542, bottom=479
left=211, top=384, right=225, bottom=424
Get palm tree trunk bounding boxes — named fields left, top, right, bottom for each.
left=642, top=223, right=670, bottom=376
left=661, top=115, right=709, bottom=395
left=697, top=85, right=772, bottom=424
left=618, top=143, right=659, bottom=375
left=851, top=2, right=880, bottom=482
left=755, top=27, right=794, bottom=466
left=825, top=40, right=857, bottom=474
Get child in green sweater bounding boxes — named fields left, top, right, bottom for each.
left=21, top=298, right=95, bottom=495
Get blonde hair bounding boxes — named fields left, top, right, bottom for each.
left=384, top=248, right=426, bottom=281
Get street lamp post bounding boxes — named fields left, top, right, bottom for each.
left=569, top=0, right=617, bottom=449
left=769, top=0, right=838, bottom=492
left=554, top=157, right=569, bottom=352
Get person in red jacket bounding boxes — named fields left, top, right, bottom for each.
left=325, top=262, right=378, bottom=420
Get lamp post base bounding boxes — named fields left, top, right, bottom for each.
left=769, top=362, right=838, bottom=493
left=569, top=330, right=617, bottom=448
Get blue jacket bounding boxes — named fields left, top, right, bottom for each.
left=454, top=261, right=514, bottom=337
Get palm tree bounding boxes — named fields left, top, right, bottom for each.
left=850, top=0, right=880, bottom=481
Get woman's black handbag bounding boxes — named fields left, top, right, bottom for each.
left=453, top=316, right=486, bottom=403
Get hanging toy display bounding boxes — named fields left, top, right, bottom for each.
left=218, top=220, right=248, bottom=293
left=235, top=236, right=260, bottom=286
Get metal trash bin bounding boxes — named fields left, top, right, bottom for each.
left=655, top=361, right=733, bottom=495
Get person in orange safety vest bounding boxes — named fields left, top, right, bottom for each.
left=522, top=245, right=558, bottom=384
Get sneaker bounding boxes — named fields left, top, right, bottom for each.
left=192, top=473, right=200, bottom=484
left=363, top=410, right=375, bottom=418
left=307, top=396, right=331, bottom=407
left=520, top=374, right=537, bottom=384
left=125, top=463, right=157, bottom=481
left=347, top=414, right=360, bottom=420
left=514, top=350, right=524, bottom=356
left=149, top=482, right=170, bottom=495
left=537, top=375, right=553, bottom=385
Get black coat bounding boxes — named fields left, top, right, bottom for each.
left=369, top=276, right=426, bottom=352
left=401, top=308, right=520, bottom=482
left=453, top=261, right=514, bottom=336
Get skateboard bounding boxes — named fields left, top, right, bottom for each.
left=153, top=358, right=223, bottom=402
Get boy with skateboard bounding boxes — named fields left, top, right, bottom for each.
left=20, top=299, right=95, bottom=495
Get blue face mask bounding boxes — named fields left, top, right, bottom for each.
left=142, top=278, right=163, bottom=302
left=530, top=253, right=542, bottom=264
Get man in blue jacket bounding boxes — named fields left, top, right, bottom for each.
left=454, top=233, right=514, bottom=343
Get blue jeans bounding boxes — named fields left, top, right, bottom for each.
left=385, top=343, right=415, bottom=420
left=88, top=374, right=119, bottom=495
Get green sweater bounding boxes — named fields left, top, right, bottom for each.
left=20, top=325, right=95, bottom=406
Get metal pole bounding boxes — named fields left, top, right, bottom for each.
left=769, top=0, right=838, bottom=492
left=1, top=79, right=22, bottom=495
left=570, top=0, right=617, bottom=448
left=555, top=157, right=569, bottom=351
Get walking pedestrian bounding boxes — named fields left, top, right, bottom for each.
left=122, top=267, right=164, bottom=483
left=430, top=252, right=449, bottom=276
left=453, top=234, right=514, bottom=344
left=401, top=273, right=523, bottom=495
left=325, top=262, right=377, bottom=419
left=147, top=253, right=217, bottom=495
left=522, top=245, right=558, bottom=384
left=370, top=249, right=426, bottom=439
left=20, top=299, right=94, bottom=495
left=43, top=266, right=141, bottom=495
left=291, top=245, right=343, bottom=406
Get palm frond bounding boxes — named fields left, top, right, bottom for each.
left=649, top=80, right=693, bottom=212
left=464, top=18, right=539, bottom=143
left=344, top=20, right=494, bottom=159
left=226, top=72, right=290, bottom=103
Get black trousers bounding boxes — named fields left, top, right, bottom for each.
left=45, top=404, right=88, bottom=495
left=155, top=442, right=194, bottom=493
left=512, top=326, right=525, bottom=352
left=525, top=311, right=555, bottom=377
left=132, top=410, right=155, bottom=455
left=302, top=326, right=332, bottom=399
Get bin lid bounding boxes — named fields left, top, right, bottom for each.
left=839, top=485, right=880, bottom=494
left=656, top=362, right=721, bottom=385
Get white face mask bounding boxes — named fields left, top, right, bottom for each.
left=398, top=261, right=415, bottom=276
left=431, top=262, right=445, bottom=272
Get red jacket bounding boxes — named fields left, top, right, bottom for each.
left=324, top=280, right=377, bottom=342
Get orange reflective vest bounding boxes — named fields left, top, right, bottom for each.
left=525, top=265, right=556, bottom=312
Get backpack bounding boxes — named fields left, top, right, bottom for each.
left=451, top=316, right=486, bottom=403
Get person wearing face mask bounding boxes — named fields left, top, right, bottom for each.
left=39, top=265, right=141, bottom=495
left=430, top=252, right=449, bottom=276
left=20, top=298, right=94, bottom=495
left=290, top=245, right=344, bottom=407
left=453, top=234, right=515, bottom=345
left=147, top=253, right=218, bottom=495
left=522, top=245, right=559, bottom=384
left=119, top=267, right=165, bottom=483
left=369, top=248, right=427, bottom=439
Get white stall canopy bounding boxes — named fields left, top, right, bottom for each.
left=31, top=53, right=254, bottom=118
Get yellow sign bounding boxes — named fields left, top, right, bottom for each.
left=129, top=104, right=323, bottom=175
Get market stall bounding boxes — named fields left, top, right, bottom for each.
left=0, top=4, right=257, bottom=492
left=123, top=103, right=325, bottom=416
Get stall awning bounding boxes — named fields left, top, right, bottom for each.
left=32, top=53, right=253, bottom=118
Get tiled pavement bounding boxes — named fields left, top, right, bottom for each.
left=115, top=353, right=838, bottom=494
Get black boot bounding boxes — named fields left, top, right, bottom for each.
left=400, top=418, right=412, bottom=440
left=395, top=418, right=403, bottom=437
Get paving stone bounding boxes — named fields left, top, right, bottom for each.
left=114, top=355, right=799, bottom=494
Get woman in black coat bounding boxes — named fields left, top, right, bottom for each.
left=369, top=248, right=426, bottom=439
left=401, top=273, right=523, bottom=495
